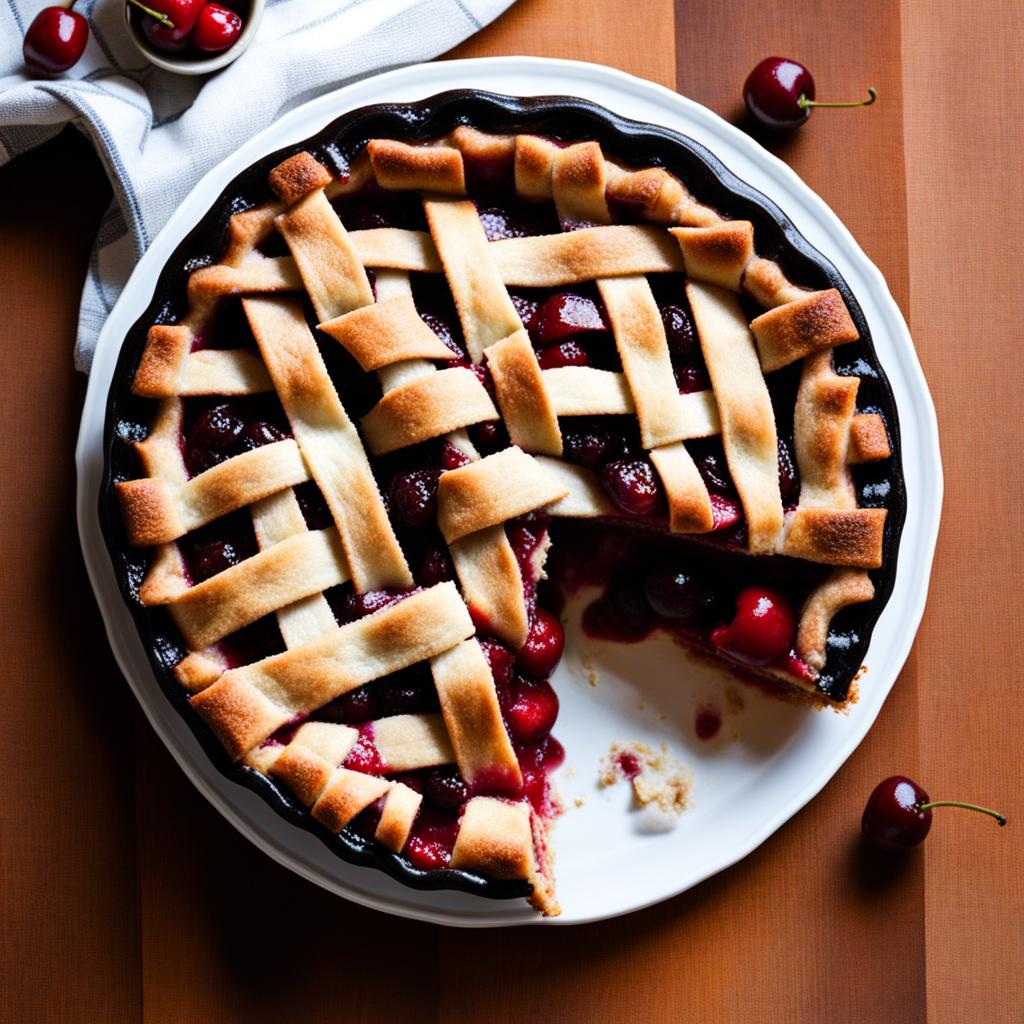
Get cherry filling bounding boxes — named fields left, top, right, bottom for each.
left=548, top=521, right=818, bottom=683
left=173, top=162, right=826, bottom=875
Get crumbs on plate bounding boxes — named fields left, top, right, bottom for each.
left=599, top=741, right=693, bottom=831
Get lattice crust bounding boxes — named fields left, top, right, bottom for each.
left=116, top=125, right=897, bottom=915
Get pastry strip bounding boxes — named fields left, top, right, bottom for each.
left=687, top=281, right=784, bottom=554
left=599, top=275, right=690, bottom=449
left=243, top=295, right=412, bottom=590
left=424, top=197, right=523, bottom=362
left=432, top=639, right=521, bottom=787
left=276, top=189, right=375, bottom=322
left=361, top=366, right=499, bottom=455
left=486, top=330, right=562, bottom=456
left=191, top=582, right=474, bottom=758
left=437, top=447, right=568, bottom=544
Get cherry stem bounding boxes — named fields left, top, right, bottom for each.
left=798, top=87, right=878, bottom=111
left=125, top=0, right=174, bottom=27
left=916, top=800, right=1007, bottom=827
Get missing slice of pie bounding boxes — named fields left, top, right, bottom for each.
left=103, top=93, right=903, bottom=918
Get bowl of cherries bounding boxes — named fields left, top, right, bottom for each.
left=124, top=0, right=263, bottom=74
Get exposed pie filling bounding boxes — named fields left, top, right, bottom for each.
left=112, top=126, right=899, bottom=915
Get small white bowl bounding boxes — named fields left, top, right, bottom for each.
left=124, top=0, right=264, bottom=75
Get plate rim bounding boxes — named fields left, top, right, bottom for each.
left=75, top=55, right=943, bottom=928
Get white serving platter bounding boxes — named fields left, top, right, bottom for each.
left=76, top=57, right=942, bottom=927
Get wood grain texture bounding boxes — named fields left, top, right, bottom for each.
left=0, top=0, right=1020, bottom=1020
left=901, top=1, right=1024, bottom=1020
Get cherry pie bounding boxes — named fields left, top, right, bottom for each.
left=103, top=93, right=904, bottom=917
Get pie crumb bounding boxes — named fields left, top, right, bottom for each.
left=581, top=655, right=600, bottom=687
left=599, top=742, right=692, bottom=827
left=574, top=797, right=585, bottom=808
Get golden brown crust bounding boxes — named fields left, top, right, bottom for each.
left=451, top=798, right=559, bottom=916
left=276, top=189, right=375, bottom=322
left=687, top=282, right=783, bottom=554
left=268, top=722, right=359, bottom=807
left=432, top=639, right=521, bottom=787
left=268, top=151, right=333, bottom=204
left=243, top=295, right=411, bottom=590
left=551, top=142, right=610, bottom=225
left=649, top=443, right=714, bottom=533
left=782, top=507, right=888, bottom=568
left=133, top=324, right=191, bottom=397
left=599, top=275, right=690, bottom=449
left=796, top=570, right=875, bottom=670
left=312, top=768, right=391, bottom=833
left=485, top=330, right=562, bottom=456
left=368, top=139, right=466, bottom=194
left=491, top=224, right=683, bottom=287
left=318, top=294, right=456, bottom=370
left=849, top=412, right=892, bottom=463
left=751, top=289, right=859, bottom=373
left=166, top=529, right=348, bottom=649
left=671, top=221, right=754, bottom=290
left=437, top=447, right=569, bottom=544
left=361, top=366, right=499, bottom=455
left=449, top=526, right=530, bottom=649
left=191, top=583, right=474, bottom=758
left=424, top=197, right=524, bottom=362
left=794, top=351, right=860, bottom=509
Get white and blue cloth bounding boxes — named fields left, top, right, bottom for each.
left=0, top=0, right=514, bottom=370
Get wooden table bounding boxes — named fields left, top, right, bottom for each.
left=2, top=0, right=1021, bottom=1019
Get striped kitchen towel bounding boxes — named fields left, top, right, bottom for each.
left=0, top=0, right=515, bottom=371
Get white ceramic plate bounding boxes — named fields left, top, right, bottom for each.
left=76, top=57, right=942, bottom=927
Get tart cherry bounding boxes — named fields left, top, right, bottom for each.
left=743, top=57, right=878, bottom=131
left=23, top=3, right=89, bottom=74
left=862, top=776, right=1006, bottom=851
left=404, top=835, right=450, bottom=871
left=516, top=609, right=565, bottom=679
left=711, top=587, right=795, bottom=666
left=128, top=0, right=204, bottom=51
left=531, top=292, right=607, bottom=346
left=480, top=638, right=515, bottom=691
left=423, top=767, right=469, bottom=809
left=505, top=678, right=559, bottom=744
left=644, top=566, right=702, bottom=622
left=537, top=339, right=590, bottom=370
left=709, top=494, right=742, bottom=531
left=661, top=304, right=696, bottom=358
left=777, top=435, right=799, bottom=504
left=562, top=426, right=612, bottom=469
left=601, top=458, right=663, bottom=517
left=192, top=1, right=242, bottom=52
left=388, top=469, right=439, bottom=527
left=240, top=421, right=286, bottom=451
left=190, top=538, right=240, bottom=581
left=418, top=544, right=452, bottom=586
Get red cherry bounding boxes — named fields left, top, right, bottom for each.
left=710, top=587, right=795, bottom=666
left=531, top=292, right=607, bottom=346
left=516, top=609, right=565, bottom=679
left=743, top=57, right=877, bottom=131
left=192, top=2, right=242, bottom=52
left=708, top=493, right=742, bottom=531
left=601, top=458, right=663, bottom=517
left=505, top=678, right=559, bottom=744
left=536, top=339, right=590, bottom=370
left=23, top=6, right=89, bottom=74
left=129, top=0, right=203, bottom=51
left=862, top=776, right=1006, bottom=851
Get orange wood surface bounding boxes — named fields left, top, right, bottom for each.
left=1, top=0, right=1020, bottom=1020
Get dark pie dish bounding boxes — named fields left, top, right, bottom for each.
left=99, top=90, right=907, bottom=916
